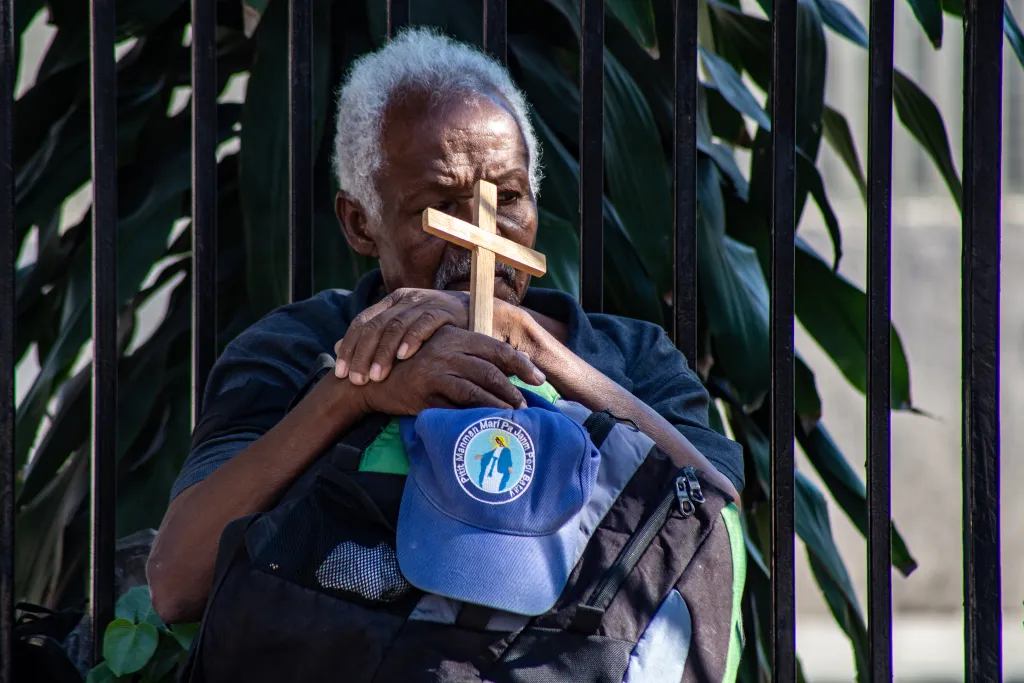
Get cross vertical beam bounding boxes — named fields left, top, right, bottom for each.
left=470, top=181, right=499, bottom=336
left=423, top=180, right=547, bottom=338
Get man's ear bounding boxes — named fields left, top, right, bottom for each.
left=336, top=191, right=379, bottom=258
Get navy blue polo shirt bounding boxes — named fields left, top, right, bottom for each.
left=170, top=270, right=744, bottom=500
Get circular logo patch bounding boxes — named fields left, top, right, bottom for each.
left=453, top=418, right=536, bottom=504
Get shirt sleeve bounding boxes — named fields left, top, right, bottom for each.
left=617, top=322, right=746, bottom=493
left=169, top=294, right=348, bottom=501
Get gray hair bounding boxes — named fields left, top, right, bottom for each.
left=332, top=27, right=543, bottom=221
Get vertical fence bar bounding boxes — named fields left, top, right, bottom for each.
left=89, top=0, right=118, bottom=663
left=672, top=0, right=697, bottom=362
left=192, top=0, right=218, bottom=425
left=387, top=0, right=410, bottom=40
left=289, top=0, right=313, bottom=303
left=0, top=0, right=14, bottom=679
left=769, top=0, right=797, bottom=678
left=578, top=0, right=603, bottom=313
left=961, top=0, right=1003, bottom=680
left=865, top=0, right=894, bottom=679
left=483, top=0, right=507, bottom=64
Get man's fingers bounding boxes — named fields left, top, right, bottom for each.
left=367, top=310, right=428, bottom=381
left=334, top=324, right=365, bottom=380
left=453, top=357, right=527, bottom=410
left=346, top=309, right=413, bottom=384
left=463, top=336, right=545, bottom=387
left=396, top=309, right=449, bottom=361
left=436, top=376, right=517, bottom=411
left=335, top=290, right=414, bottom=380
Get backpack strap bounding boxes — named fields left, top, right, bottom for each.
left=454, top=603, right=495, bottom=630
left=180, top=514, right=259, bottom=683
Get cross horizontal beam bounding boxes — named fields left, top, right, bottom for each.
left=422, top=208, right=547, bottom=278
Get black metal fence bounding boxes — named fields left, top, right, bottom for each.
left=0, top=0, right=1004, bottom=681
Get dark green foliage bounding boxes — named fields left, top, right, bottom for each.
left=14, top=0, right=1022, bottom=679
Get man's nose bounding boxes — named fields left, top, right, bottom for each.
left=451, top=196, right=476, bottom=225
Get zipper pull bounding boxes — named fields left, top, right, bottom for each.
left=682, top=466, right=705, bottom=504
left=675, top=476, right=695, bottom=517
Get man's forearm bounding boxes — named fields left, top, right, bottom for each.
left=147, top=376, right=369, bottom=623
left=515, top=313, right=740, bottom=505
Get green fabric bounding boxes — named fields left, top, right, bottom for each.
left=358, top=419, right=409, bottom=474
left=357, top=381, right=562, bottom=475
left=720, top=503, right=747, bottom=683
left=509, top=376, right=561, bottom=404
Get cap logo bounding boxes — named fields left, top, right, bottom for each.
left=453, top=417, right=536, bottom=504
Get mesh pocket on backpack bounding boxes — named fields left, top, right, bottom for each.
left=247, top=469, right=414, bottom=606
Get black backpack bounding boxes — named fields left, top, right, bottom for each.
left=181, top=357, right=745, bottom=683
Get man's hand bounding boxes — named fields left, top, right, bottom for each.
left=354, top=325, right=545, bottom=414
left=334, top=288, right=527, bottom=384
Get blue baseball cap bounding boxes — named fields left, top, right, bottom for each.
left=396, top=391, right=601, bottom=616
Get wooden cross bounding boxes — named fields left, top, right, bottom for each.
left=422, top=180, right=547, bottom=337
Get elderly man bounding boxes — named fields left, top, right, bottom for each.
left=147, top=28, right=743, bottom=624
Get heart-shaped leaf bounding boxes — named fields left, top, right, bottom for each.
left=85, top=662, right=126, bottom=683
left=115, top=585, right=165, bottom=629
left=103, top=618, right=159, bottom=676
left=169, top=622, right=201, bottom=651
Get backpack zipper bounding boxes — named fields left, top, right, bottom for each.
left=582, top=469, right=704, bottom=613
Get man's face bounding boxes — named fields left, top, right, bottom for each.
left=336, top=87, right=538, bottom=305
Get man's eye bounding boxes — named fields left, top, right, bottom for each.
left=498, top=191, right=521, bottom=203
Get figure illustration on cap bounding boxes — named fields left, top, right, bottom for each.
left=455, top=421, right=535, bottom=504
left=474, top=433, right=515, bottom=493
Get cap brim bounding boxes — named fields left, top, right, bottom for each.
left=396, top=475, right=579, bottom=617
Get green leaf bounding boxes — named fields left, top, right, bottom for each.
left=697, top=158, right=770, bottom=405
left=141, top=634, right=187, bottom=683
left=535, top=209, right=581, bottom=296
left=799, top=423, right=918, bottom=576
left=726, top=207, right=913, bottom=409
left=115, top=585, right=165, bottom=629
left=103, top=618, right=159, bottom=677
left=795, top=238, right=912, bottom=407
left=239, top=0, right=334, bottom=316
left=243, top=0, right=273, bottom=37
left=740, top=413, right=869, bottom=682
left=604, top=49, right=673, bottom=292
left=822, top=106, right=867, bottom=203
left=86, top=662, right=127, bottom=683
left=1005, top=1, right=1024, bottom=71
left=906, top=0, right=943, bottom=48
left=169, top=622, right=200, bottom=651
left=893, top=70, right=961, bottom=209
left=941, top=0, right=1024, bottom=72
left=14, top=448, right=88, bottom=603
left=797, top=149, right=843, bottom=270
left=698, top=47, right=771, bottom=131
left=817, top=0, right=868, bottom=46
left=607, top=0, right=660, bottom=56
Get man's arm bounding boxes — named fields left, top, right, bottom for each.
left=507, top=309, right=741, bottom=505
left=147, top=327, right=542, bottom=623
left=147, top=377, right=369, bottom=623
